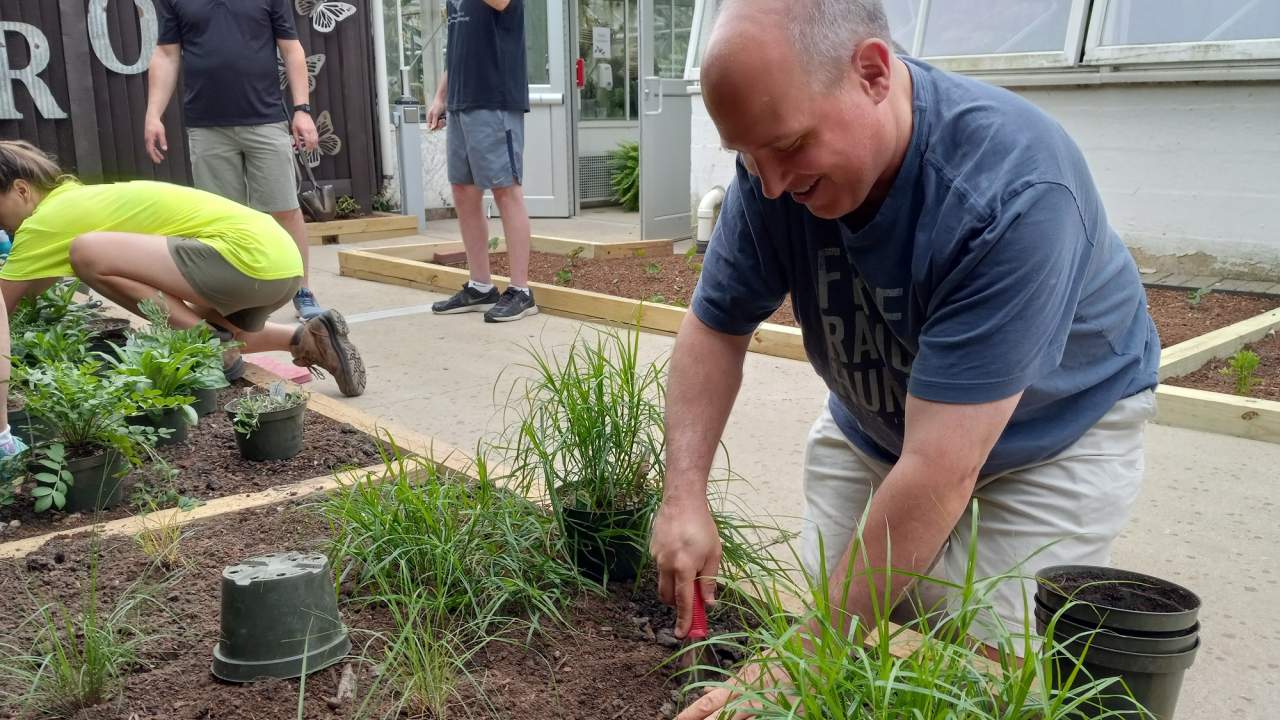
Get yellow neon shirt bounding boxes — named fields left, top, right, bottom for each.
left=1, top=181, right=303, bottom=282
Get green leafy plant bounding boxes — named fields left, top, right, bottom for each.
left=129, top=463, right=200, bottom=513
left=488, top=236, right=501, bottom=252
left=336, top=195, right=362, bottom=220
left=371, top=185, right=399, bottom=214
left=1186, top=287, right=1212, bottom=308
left=14, top=362, right=159, bottom=511
left=609, top=141, right=640, bottom=211
left=1222, top=348, right=1261, bottom=396
left=28, top=444, right=75, bottom=513
left=647, top=294, right=668, bottom=304
left=0, top=556, right=164, bottom=718
left=122, top=300, right=231, bottom=393
left=501, top=325, right=666, bottom=513
left=228, top=384, right=308, bottom=437
left=684, top=243, right=704, bottom=274
left=644, top=261, right=662, bottom=277
left=13, top=323, right=93, bottom=368
left=553, top=246, right=584, bottom=287
left=8, top=280, right=97, bottom=339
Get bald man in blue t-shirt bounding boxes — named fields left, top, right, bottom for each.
left=654, top=5, right=1160, bottom=715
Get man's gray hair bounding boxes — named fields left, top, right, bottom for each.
left=718, top=0, right=892, bottom=85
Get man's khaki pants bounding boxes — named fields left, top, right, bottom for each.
left=800, top=390, right=1156, bottom=646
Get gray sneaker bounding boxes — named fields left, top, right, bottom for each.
left=293, top=288, right=325, bottom=321
left=432, top=283, right=500, bottom=314
left=483, top=288, right=539, bottom=323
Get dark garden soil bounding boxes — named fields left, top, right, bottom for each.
left=463, top=253, right=1274, bottom=345
left=0, top=502, right=735, bottom=720
left=0, top=384, right=383, bottom=543
left=1164, top=330, right=1280, bottom=402
left=1144, top=288, right=1277, bottom=348
left=1041, top=568, right=1199, bottom=614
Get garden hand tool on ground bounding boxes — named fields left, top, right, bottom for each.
left=678, top=582, right=718, bottom=684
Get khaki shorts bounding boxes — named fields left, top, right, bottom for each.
left=800, top=389, right=1157, bottom=650
left=167, top=237, right=301, bottom=332
left=187, top=122, right=300, bottom=213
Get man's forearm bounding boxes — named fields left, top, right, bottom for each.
left=283, top=44, right=310, bottom=107
left=145, top=47, right=180, bottom=120
left=663, top=313, right=750, bottom=505
left=826, top=453, right=974, bottom=631
left=433, top=72, right=448, bottom=103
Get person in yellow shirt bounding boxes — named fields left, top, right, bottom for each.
left=0, top=140, right=365, bottom=404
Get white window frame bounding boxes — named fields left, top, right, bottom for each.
left=1083, top=0, right=1280, bottom=65
left=909, top=0, right=1092, bottom=72
left=684, top=0, right=716, bottom=80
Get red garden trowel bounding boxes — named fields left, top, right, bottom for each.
left=678, top=582, right=720, bottom=685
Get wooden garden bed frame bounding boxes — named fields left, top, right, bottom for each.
left=305, top=212, right=419, bottom=246
left=340, top=240, right=1280, bottom=444
left=337, top=239, right=806, bottom=362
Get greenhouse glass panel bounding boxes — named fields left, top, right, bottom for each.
left=1099, top=0, right=1280, bottom=46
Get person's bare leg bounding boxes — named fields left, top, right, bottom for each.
left=452, top=183, right=491, bottom=284
left=70, top=232, right=295, bottom=353
left=271, top=208, right=311, bottom=287
left=491, top=184, right=530, bottom=288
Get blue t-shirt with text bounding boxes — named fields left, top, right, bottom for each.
left=692, top=58, right=1160, bottom=475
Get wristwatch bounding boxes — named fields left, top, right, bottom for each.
left=292, top=103, right=313, bottom=115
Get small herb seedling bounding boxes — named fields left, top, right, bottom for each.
left=1186, top=287, right=1212, bottom=308
left=644, top=262, right=662, bottom=277
left=488, top=236, right=501, bottom=251
left=554, top=247, right=584, bottom=287
left=1222, top=349, right=1261, bottom=396
left=646, top=294, right=667, bottom=305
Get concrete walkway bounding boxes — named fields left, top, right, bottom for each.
left=290, top=238, right=1276, bottom=719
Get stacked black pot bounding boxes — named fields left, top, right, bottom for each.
left=1035, top=565, right=1201, bottom=720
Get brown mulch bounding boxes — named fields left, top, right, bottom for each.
left=467, top=253, right=1275, bottom=345
left=475, top=250, right=799, bottom=328
left=0, top=384, right=383, bottom=542
left=0, top=502, right=731, bottom=720
left=1165, top=330, right=1280, bottom=402
left=1145, top=288, right=1277, bottom=348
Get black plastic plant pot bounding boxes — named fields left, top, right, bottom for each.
left=562, top=504, right=651, bottom=582
left=62, top=451, right=128, bottom=513
left=225, top=399, right=305, bottom=462
left=193, top=387, right=221, bottom=417
left=1036, top=565, right=1201, bottom=634
left=1033, top=600, right=1200, bottom=655
left=1040, top=628, right=1200, bottom=720
left=128, top=407, right=192, bottom=447
left=86, top=317, right=131, bottom=357
left=7, top=406, right=45, bottom=448
left=212, top=552, right=350, bottom=682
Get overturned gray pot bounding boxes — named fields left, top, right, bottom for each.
left=212, top=552, right=350, bottom=682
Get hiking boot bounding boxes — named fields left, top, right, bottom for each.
left=292, top=288, right=325, bottom=321
left=432, top=283, right=500, bottom=314
left=483, top=288, right=538, bottom=323
left=289, top=310, right=366, bottom=397
left=212, top=327, right=245, bottom=382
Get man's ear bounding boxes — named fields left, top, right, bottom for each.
left=852, top=38, right=894, bottom=103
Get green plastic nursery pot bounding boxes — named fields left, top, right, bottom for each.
left=193, top=387, right=221, bottom=417
left=224, top=399, right=306, bottom=462
left=62, top=451, right=128, bottom=513
left=1036, top=565, right=1201, bottom=720
left=212, top=552, right=350, bottom=682
left=127, top=406, right=192, bottom=447
left=561, top=502, right=651, bottom=582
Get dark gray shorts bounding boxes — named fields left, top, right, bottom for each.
left=446, top=109, right=524, bottom=189
left=167, top=237, right=302, bottom=332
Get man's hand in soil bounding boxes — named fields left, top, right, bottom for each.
left=651, top=495, right=722, bottom=638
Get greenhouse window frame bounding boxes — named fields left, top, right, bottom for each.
left=1083, top=0, right=1280, bottom=65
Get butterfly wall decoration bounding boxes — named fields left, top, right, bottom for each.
left=277, top=52, right=327, bottom=92
left=295, top=0, right=357, bottom=33
left=298, top=110, right=343, bottom=168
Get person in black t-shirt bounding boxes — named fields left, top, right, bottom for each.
left=143, top=0, right=330, bottom=322
left=426, top=0, right=538, bottom=323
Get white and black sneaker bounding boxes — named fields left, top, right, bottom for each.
left=484, top=288, right=539, bottom=323
left=432, top=283, right=500, bottom=314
